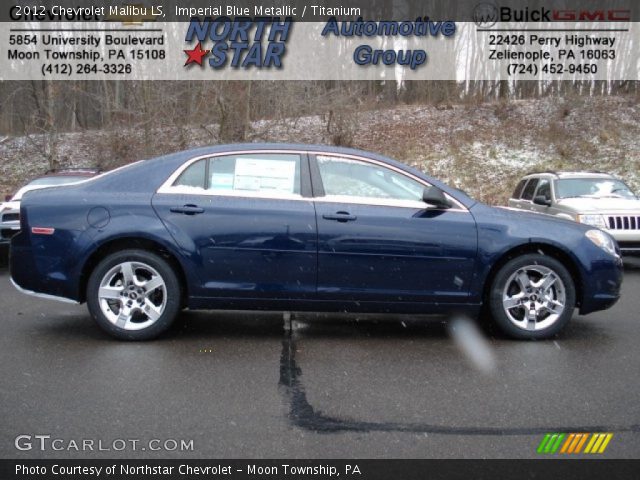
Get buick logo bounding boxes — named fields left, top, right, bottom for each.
left=473, top=2, right=499, bottom=27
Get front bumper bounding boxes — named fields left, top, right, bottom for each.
left=578, top=250, right=623, bottom=315
left=605, top=228, right=640, bottom=254
left=0, top=223, right=20, bottom=244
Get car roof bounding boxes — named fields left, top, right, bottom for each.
left=28, top=169, right=100, bottom=183
left=41, top=168, right=100, bottom=177
left=522, top=171, right=615, bottom=180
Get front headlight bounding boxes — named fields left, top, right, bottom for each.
left=585, top=229, right=618, bottom=257
left=577, top=214, right=607, bottom=229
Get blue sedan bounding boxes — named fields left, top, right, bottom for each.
left=10, top=144, right=622, bottom=340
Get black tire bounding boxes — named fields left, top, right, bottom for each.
left=488, top=254, right=576, bottom=340
left=86, top=249, right=181, bottom=340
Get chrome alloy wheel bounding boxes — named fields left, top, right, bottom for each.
left=97, top=261, right=167, bottom=331
left=501, top=265, right=567, bottom=332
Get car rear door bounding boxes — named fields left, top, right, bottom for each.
left=152, top=151, right=318, bottom=300
left=310, top=153, right=478, bottom=306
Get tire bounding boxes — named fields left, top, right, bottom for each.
left=86, top=249, right=181, bottom=340
left=488, top=254, right=576, bottom=340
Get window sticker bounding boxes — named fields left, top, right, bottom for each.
left=233, top=158, right=296, bottom=193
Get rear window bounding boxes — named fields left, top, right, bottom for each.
left=521, top=179, right=539, bottom=201
left=512, top=179, right=527, bottom=199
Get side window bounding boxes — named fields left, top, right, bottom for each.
left=521, top=179, right=539, bottom=201
left=512, top=179, right=527, bottom=199
left=316, top=155, right=424, bottom=203
left=209, top=154, right=301, bottom=195
left=535, top=179, right=551, bottom=200
left=172, top=154, right=301, bottom=197
left=174, top=159, right=206, bottom=189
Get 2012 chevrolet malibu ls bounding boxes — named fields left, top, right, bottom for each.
left=10, top=144, right=623, bottom=340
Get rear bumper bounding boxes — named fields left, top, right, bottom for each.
left=10, top=231, right=83, bottom=302
left=10, top=277, right=79, bottom=304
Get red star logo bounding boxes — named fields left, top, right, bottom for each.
left=184, top=42, right=209, bottom=66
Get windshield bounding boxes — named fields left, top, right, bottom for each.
left=555, top=178, right=636, bottom=199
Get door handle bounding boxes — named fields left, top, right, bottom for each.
left=170, top=204, right=204, bottom=215
left=322, top=211, right=357, bottom=222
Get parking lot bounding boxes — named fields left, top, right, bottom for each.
left=1, top=256, right=639, bottom=459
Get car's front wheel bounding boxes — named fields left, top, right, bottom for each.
left=87, top=249, right=181, bottom=340
left=488, top=254, right=576, bottom=339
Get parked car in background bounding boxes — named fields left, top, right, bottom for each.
left=0, top=168, right=100, bottom=245
left=10, top=145, right=622, bottom=341
left=509, top=171, right=640, bottom=255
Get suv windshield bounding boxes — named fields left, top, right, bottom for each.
left=555, top=178, right=636, bottom=199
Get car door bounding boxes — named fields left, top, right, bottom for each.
left=152, top=151, right=317, bottom=300
left=310, top=154, right=478, bottom=305
left=519, top=178, right=539, bottom=212
left=508, top=179, right=527, bottom=209
left=531, top=178, right=552, bottom=214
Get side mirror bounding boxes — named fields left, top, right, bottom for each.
left=422, top=186, right=451, bottom=209
left=533, top=195, right=551, bottom=206
left=4, top=194, right=12, bottom=201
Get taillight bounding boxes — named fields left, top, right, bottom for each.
left=31, top=227, right=55, bottom=235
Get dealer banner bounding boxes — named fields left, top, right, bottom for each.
left=0, top=0, right=638, bottom=80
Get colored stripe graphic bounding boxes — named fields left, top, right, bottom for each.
left=538, top=433, right=613, bottom=454
left=585, top=433, right=614, bottom=454
left=537, top=434, right=552, bottom=453
left=537, top=433, right=565, bottom=454
left=574, top=433, right=589, bottom=453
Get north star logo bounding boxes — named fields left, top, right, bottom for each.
left=183, top=17, right=292, bottom=69
left=184, top=42, right=209, bottom=66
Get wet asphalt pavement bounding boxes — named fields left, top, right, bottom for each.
left=1, top=256, right=639, bottom=459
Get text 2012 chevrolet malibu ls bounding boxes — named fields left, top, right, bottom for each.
left=10, top=144, right=623, bottom=340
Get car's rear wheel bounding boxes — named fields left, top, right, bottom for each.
left=488, top=254, right=576, bottom=339
left=87, top=249, right=181, bottom=340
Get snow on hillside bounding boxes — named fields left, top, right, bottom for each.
left=0, top=95, right=637, bottom=204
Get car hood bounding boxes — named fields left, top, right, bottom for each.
left=556, top=197, right=640, bottom=213
left=492, top=205, right=585, bottom=228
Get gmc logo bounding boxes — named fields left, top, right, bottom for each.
left=553, top=10, right=631, bottom=21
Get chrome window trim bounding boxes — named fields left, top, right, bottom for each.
left=311, top=151, right=468, bottom=212
left=157, top=150, right=308, bottom=200
left=156, top=149, right=468, bottom=212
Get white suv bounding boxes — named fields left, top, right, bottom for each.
left=508, top=171, right=640, bottom=254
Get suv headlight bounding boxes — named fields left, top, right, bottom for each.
left=585, top=229, right=618, bottom=257
left=577, top=214, right=607, bottom=229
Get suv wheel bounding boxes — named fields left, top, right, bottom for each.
left=488, top=254, right=576, bottom=339
left=87, top=249, right=181, bottom=340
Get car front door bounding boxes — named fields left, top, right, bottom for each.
left=311, top=154, right=478, bottom=306
left=152, top=151, right=317, bottom=300
left=519, top=178, right=539, bottom=211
